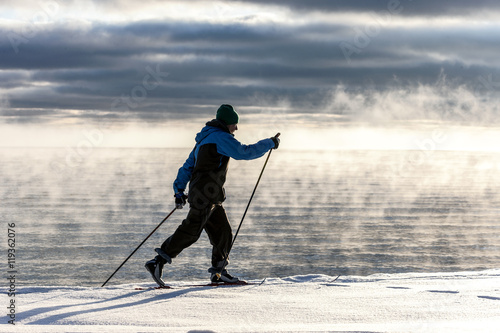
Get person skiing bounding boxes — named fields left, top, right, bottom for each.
left=145, top=104, right=280, bottom=286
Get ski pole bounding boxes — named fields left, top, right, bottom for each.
left=101, top=207, right=177, bottom=287
left=218, top=133, right=280, bottom=278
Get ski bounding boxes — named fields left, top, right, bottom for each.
left=135, top=285, right=173, bottom=290
left=186, top=280, right=252, bottom=288
left=134, top=280, right=252, bottom=290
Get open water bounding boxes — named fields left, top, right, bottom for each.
left=1, top=147, right=499, bottom=286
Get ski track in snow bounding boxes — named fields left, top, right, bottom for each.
left=4, top=270, right=500, bottom=332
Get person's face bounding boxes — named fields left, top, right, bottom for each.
left=227, top=124, right=238, bottom=134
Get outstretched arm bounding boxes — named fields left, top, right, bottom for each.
left=216, top=133, right=277, bottom=160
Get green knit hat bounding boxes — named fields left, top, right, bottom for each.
left=216, top=104, right=239, bottom=125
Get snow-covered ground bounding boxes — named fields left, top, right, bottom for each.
left=5, top=270, right=500, bottom=332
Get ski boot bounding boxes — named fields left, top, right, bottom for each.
left=145, top=248, right=171, bottom=287
left=208, top=260, right=240, bottom=283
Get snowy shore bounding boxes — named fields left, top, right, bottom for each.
left=5, top=270, right=500, bottom=332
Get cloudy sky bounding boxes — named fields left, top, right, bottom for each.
left=1, top=0, right=500, bottom=148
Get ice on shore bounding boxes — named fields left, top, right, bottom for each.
left=5, top=270, right=500, bottom=332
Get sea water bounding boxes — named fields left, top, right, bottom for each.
left=1, top=147, right=499, bottom=286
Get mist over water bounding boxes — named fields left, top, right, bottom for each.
left=1, top=147, right=499, bottom=286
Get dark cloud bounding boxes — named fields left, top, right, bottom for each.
left=1, top=3, right=499, bottom=125
left=236, top=0, right=500, bottom=16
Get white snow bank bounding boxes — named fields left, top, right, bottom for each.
left=5, top=270, right=500, bottom=332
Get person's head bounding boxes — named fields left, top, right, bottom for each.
left=216, top=104, right=239, bottom=134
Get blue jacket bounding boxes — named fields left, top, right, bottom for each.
left=173, top=119, right=275, bottom=207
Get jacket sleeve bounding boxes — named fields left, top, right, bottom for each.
left=215, top=133, right=275, bottom=160
left=173, top=147, right=195, bottom=193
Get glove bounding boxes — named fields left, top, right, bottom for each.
left=271, top=135, right=280, bottom=149
left=174, top=191, right=188, bottom=209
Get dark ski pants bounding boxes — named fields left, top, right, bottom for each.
left=161, top=203, right=232, bottom=268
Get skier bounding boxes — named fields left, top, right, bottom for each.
left=145, top=104, right=280, bottom=286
